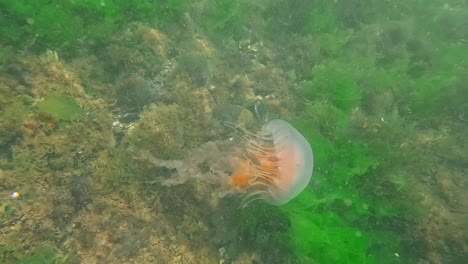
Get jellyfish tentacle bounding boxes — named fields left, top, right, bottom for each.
left=244, top=140, right=276, bottom=156
left=250, top=167, right=276, bottom=182
left=223, top=121, right=274, bottom=141
left=240, top=190, right=268, bottom=208
left=247, top=177, right=273, bottom=188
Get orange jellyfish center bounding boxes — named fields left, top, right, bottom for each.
left=229, top=145, right=279, bottom=190
left=229, top=157, right=253, bottom=188
left=256, top=155, right=278, bottom=175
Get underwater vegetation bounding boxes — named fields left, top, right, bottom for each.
left=36, top=95, right=85, bottom=122
left=260, top=0, right=467, bottom=263
left=0, top=0, right=188, bottom=53
left=200, top=0, right=249, bottom=39
left=0, top=99, right=29, bottom=147
left=283, top=117, right=400, bottom=263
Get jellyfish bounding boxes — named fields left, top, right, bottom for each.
left=129, top=119, right=313, bottom=207
left=228, top=119, right=313, bottom=206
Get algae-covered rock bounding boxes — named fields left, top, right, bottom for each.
left=125, top=104, right=185, bottom=159
left=0, top=99, right=29, bottom=146
left=176, top=53, right=211, bottom=87
left=37, top=95, right=85, bottom=121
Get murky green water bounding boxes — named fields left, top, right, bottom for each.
left=1, top=1, right=466, bottom=263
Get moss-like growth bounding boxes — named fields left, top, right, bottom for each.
left=36, top=95, right=84, bottom=121
left=201, top=0, right=248, bottom=38
left=18, top=245, right=65, bottom=264
left=303, top=61, right=362, bottom=113
left=0, top=0, right=188, bottom=53
left=0, top=99, right=29, bottom=146
left=288, top=210, right=374, bottom=263
left=125, top=104, right=185, bottom=160
left=175, top=53, right=211, bottom=87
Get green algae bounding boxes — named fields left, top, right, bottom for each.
left=36, top=95, right=84, bottom=121
left=0, top=99, right=29, bottom=146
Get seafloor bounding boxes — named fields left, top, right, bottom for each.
left=0, top=1, right=467, bottom=263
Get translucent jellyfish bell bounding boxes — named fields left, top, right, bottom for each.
left=229, top=119, right=313, bottom=206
